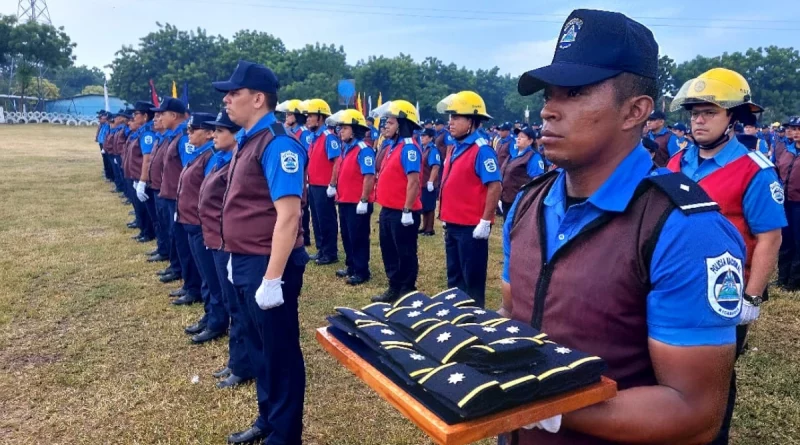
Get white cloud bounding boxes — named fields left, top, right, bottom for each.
left=493, top=38, right=558, bottom=77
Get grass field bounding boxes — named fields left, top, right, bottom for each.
left=0, top=124, right=798, bottom=445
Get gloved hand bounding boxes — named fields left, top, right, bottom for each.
left=255, top=277, right=284, bottom=310
left=427, top=181, right=434, bottom=192
left=135, top=181, right=148, bottom=202
left=498, top=200, right=503, bottom=212
left=739, top=301, right=761, bottom=325
left=226, top=256, right=233, bottom=284
left=472, top=219, right=492, bottom=239
left=327, top=185, right=337, bottom=198
left=522, top=414, right=562, bottom=433
left=356, top=201, right=369, bottom=215
left=401, top=211, right=414, bottom=226
left=113, top=158, right=118, bottom=165
left=100, top=149, right=106, bottom=154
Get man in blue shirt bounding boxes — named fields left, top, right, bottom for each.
left=503, top=9, right=746, bottom=444
left=96, top=111, right=113, bottom=183
left=213, top=60, right=309, bottom=445
left=667, top=122, right=695, bottom=156
left=646, top=110, right=675, bottom=166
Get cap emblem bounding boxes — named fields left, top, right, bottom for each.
left=559, top=18, right=583, bottom=49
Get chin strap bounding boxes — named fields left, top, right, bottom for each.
left=697, top=124, right=733, bottom=151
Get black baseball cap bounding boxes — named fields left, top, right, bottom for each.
left=133, top=101, right=155, bottom=113
left=421, top=128, right=435, bottom=138
left=187, top=112, right=217, bottom=130
left=518, top=9, right=658, bottom=96
left=648, top=111, right=666, bottom=121
left=151, top=97, right=187, bottom=114
left=514, top=127, right=538, bottom=140
left=207, top=109, right=241, bottom=132
left=213, top=60, right=279, bottom=94
left=498, top=122, right=512, bottom=131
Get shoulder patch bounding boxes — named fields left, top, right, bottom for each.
left=646, top=172, right=720, bottom=215
left=280, top=150, right=300, bottom=173
left=770, top=181, right=785, bottom=205
left=483, top=158, right=497, bottom=173
left=747, top=151, right=774, bottom=169
left=143, top=134, right=154, bottom=145
left=407, top=149, right=418, bottom=163
left=705, top=251, right=743, bottom=319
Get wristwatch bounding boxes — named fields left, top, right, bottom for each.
left=743, top=293, right=763, bottom=306
left=360, top=198, right=368, bottom=203
left=402, top=207, right=411, bottom=213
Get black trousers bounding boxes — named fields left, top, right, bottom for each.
left=777, top=201, right=800, bottom=287
left=444, top=223, right=489, bottom=308
left=378, top=207, right=420, bottom=292
left=338, top=202, right=373, bottom=279
left=308, top=185, right=339, bottom=260
left=100, top=144, right=114, bottom=181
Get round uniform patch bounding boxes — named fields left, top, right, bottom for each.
left=407, top=150, right=417, bottom=162
left=364, top=156, right=373, bottom=167
left=435, top=153, right=441, bottom=162
left=770, top=181, right=785, bottom=205
left=144, top=135, right=154, bottom=145
left=281, top=150, right=299, bottom=173
left=331, top=140, right=339, bottom=150
left=705, top=251, right=743, bottom=319
left=538, top=160, right=545, bottom=170
left=484, top=158, right=497, bottom=173
left=305, top=135, right=312, bottom=145
left=185, top=143, right=196, bottom=154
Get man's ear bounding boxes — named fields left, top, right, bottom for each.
left=622, top=95, right=654, bottom=132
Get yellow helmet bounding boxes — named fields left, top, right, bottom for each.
left=298, top=100, right=310, bottom=115
left=306, top=98, right=332, bottom=116
left=670, top=68, right=763, bottom=113
left=371, top=100, right=420, bottom=128
left=276, top=99, right=303, bottom=114
left=437, top=91, right=492, bottom=120
left=326, top=109, right=368, bottom=129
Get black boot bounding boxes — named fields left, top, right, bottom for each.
left=371, top=288, right=400, bottom=303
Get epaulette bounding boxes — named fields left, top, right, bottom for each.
left=268, top=122, right=286, bottom=136
left=646, top=172, right=719, bottom=215
left=747, top=151, right=775, bottom=169
left=475, top=137, right=489, bottom=147
left=324, top=129, right=333, bottom=136
left=404, top=137, right=415, bottom=144
left=357, top=141, right=368, bottom=149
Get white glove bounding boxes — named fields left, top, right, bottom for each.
left=113, top=158, right=118, bottom=165
left=135, top=180, right=148, bottom=202
left=739, top=301, right=761, bottom=325
left=472, top=219, right=492, bottom=239
left=326, top=185, right=337, bottom=198
left=522, top=414, right=562, bottom=433
left=401, top=211, right=414, bottom=226
left=255, top=277, right=284, bottom=310
left=226, top=256, right=233, bottom=284
left=356, top=201, right=369, bottom=215
left=427, top=181, right=434, bottom=192
left=498, top=200, right=503, bottom=212
left=100, top=149, right=106, bottom=154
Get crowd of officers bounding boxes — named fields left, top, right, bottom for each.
left=89, top=8, right=800, bottom=444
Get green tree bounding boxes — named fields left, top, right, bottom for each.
left=6, top=18, right=75, bottom=101
left=81, top=85, right=105, bottom=95
left=50, top=65, right=106, bottom=97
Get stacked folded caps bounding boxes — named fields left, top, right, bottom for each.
left=327, top=288, right=607, bottom=420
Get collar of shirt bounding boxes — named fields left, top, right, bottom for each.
left=789, top=142, right=799, bottom=155
left=342, top=138, right=362, bottom=156
left=544, top=144, right=654, bottom=213
left=194, top=140, right=215, bottom=156
left=501, top=135, right=514, bottom=144
left=215, top=149, right=233, bottom=166
left=312, top=124, right=329, bottom=138
left=516, top=145, right=534, bottom=157
left=680, top=136, right=747, bottom=170
left=452, top=130, right=482, bottom=159
left=649, top=127, right=669, bottom=138
left=239, top=112, right=277, bottom=146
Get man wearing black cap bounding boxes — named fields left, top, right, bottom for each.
left=419, top=127, right=441, bottom=236
left=124, top=101, right=157, bottom=243
left=502, top=9, right=745, bottom=444
left=646, top=110, right=675, bottom=166
left=668, top=122, right=694, bottom=156
left=96, top=112, right=114, bottom=183
left=213, top=60, right=309, bottom=445
left=494, top=122, right=515, bottom=169
left=151, top=98, right=190, bottom=288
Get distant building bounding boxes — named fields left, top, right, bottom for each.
left=44, top=94, right=128, bottom=116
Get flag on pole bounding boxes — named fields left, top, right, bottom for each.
left=180, top=82, right=190, bottom=109
left=356, top=93, right=363, bottom=115
left=148, top=79, right=160, bottom=107
left=416, top=101, right=420, bottom=121
left=103, top=79, right=110, bottom=112
left=377, top=92, right=382, bottom=108
left=368, top=95, right=372, bottom=114
left=172, top=81, right=178, bottom=99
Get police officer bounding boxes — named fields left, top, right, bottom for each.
left=200, top=109, right=254, bottom=389
left=96, top=112, right=113, bottom=183
left=500, top=127, right=546, bottom=217
left=150, top=98, right=188, bottom=291
left=125, top=101, right=157, bottom=243
left=775, top=116, right=800, bottom=290
left=103, top=111, right=125, bottom=195
left=305, top=98, right=340, bottom=265
left=141, top=112, right=169, bottom=262
left=437, top=91, right=502, bottom=308
left=213, top=60, right=308, bottom=445
left=176, top=112, right=230, bottom=342
left=667, top=122, right=695, bottom=156
left=501, top=10, right=745, bottom=444
left=669, top=67, right=786, bottom=444
left=419, top=128, right=441, bottom=236
left=371, top=100, right=423, bottom=303
left=328, top=109, right=375, bottom=285
left=494, top=122, right=515, bottom=168
left=742, top=117, right=770, bottom=155
left=646, top=110, right=675, bottom=166
left=365, top=116, right=380, bottom=146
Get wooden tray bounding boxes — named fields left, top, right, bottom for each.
left=316, top=326, right=617, bottom=445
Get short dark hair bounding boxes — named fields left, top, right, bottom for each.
left=265, top=92, right=278, bottom=111
left=611, top=72, right=657, bottom=105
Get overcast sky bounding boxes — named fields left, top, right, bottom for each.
left=2, top=0, right=795, bottom=78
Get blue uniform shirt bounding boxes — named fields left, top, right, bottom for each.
left=97, top=122, right=110, bottom=144
left=424, top=143, right=442, bottom=167
left=647, top=127, right=670, bottom=141
left=668, top=135, right=695, bottom=157
left=310, top=125, right=341, bottom=160
left=451, top=131, right=501, bottom=184
left=386, top=137, right=421, bottom=175
left=237, top=112, right=306, bottom=201
left=369, top=126, right=380, bottom=143
left=297, top=126, right=313, bottom=150
left=516, top=146, right=547, bottom=178
left=343, top=139, right=376, bottom=175
left=179, top=139, right=214, bottom=167
left=204, top=149, right=233, bottom=177
left=756, top=138, right=769, bottom=155
left=139, top=121, right=157, bottom=155
left=678, top=138, right=787, bottom=235
left=502, top=144, right=745, bottom=346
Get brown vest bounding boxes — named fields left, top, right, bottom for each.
left=112, top=130, right=127, bottom=156
left=651, top=132, right=671, bottom=167
left=159, top=130, right=187, bottom=200
left=222, top=124, right=304, bottom=256
left=421, top=144, right=440, bottom=187
left=500, top=149, right=535, bottom=204
left=177, top=149, right=214, bottom=226
left=148, top=136, right=171, bottom=190
left=496, top=138, right=512, bottom=169
left=123, top=133, right=143, bottom=180
left=775, top=141, right=800, bottom=202
left=198, top=159, right=230, bottom=250
left=508, top=172, right=693, bottom=445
